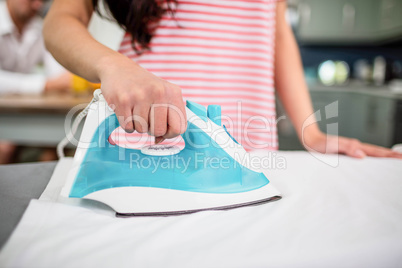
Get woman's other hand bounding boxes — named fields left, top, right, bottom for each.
left=304, top=132, right=402, bottom=159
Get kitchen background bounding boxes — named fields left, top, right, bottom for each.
left=277, top=0, right=402, bottom=150
left=1, top=0, right=401, bottom=164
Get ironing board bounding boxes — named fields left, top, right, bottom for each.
left=1, top=151, right=402, bottom=267
left=0, top=161, right=56, bottom=249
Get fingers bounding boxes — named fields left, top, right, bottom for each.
left=149, top=102, right=185, bottom=142
left=114, top=106, right=135, bottom=133
left=163, top=102, right=187, bottom=139
left=360, top=143, right=402, bottom=159
left=111, top=93, right=135, bottom=133
left=101, top=70, right=186, bottom=141
left=149, top=104, right=168, bottom=137
left=338, top=138, right=365, bottom=158
left=114, top=101, right=186, bottom=141
left=339, top=137, right=402, bottom=159
left=155, top=136, right=165, bottom=144
left=151, top=85, right=186, bottom=142
left=388, top=151, right=402, bottom=159
left=133, top=105, right=149, bottom=134
left=164, top=86, right=187, bottom=139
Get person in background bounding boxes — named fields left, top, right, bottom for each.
left=43, top=0, right=402, bottom=159
left=0, top=0, right=71, bottom=94
left=0, top=0, right=72, bottom=163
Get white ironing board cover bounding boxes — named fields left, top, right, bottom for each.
left=0, top=151, right=401, bottom=267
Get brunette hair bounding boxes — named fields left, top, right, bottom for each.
left=92, top=0, right=177, bottom=54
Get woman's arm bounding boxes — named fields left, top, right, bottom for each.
left=43, top=0, right=186, bottom=140
left=274, top=2, right=401, bottom=158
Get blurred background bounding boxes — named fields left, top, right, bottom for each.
left=0, top=0, right=104, bottom=164
left=277, top=0, right=402, bottom=150
left=0, top=0, right=401, bottom=163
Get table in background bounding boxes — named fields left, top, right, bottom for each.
left=0, top=94, right=91, bottom=147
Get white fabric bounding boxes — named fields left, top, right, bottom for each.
left=1, top=151, right=402, bottom=267
left=0, top=1, right=65, bottom=94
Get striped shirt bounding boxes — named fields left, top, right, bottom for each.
left=112, top=0, right=278, bottom=151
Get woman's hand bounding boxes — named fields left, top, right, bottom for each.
left=304, top=131, right=402, bottom=159
left=98, top=55, right=187, bottom=142
left=44, top=72, right=72, bottom=94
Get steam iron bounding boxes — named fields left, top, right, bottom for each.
left=61, top=89, right=281, bottom=216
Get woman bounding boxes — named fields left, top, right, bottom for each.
left=43, top=0, right=401, bottom=158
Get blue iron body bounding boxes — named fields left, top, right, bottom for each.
left=70, top=101, right=269, bottom=198
left=63, top=94, right=281, bottom=216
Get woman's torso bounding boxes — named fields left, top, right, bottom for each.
left=116, top=0, right=278, bottom=151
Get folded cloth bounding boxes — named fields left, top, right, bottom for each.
left=1, top=152, right=402, bottom=268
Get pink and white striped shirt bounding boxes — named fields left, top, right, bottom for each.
left=113, top=0, right=278, bottom=151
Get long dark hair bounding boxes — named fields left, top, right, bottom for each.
left=92, top=0, right=177, bottom=54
